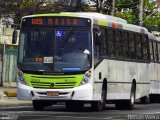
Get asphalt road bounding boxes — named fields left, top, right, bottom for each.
left=0, top=103, right=160, bottom=120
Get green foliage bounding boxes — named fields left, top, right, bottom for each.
left=114, top=0, right=160, bottom=31
left=143, top=0, right=160, bottom=31
left=115, top=11, right=136, bottom=24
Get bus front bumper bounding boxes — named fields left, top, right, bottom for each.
left=17, top=82, right=93, bottom=101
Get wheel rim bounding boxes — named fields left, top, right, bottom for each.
left=130, top=86, right=135, bottom=107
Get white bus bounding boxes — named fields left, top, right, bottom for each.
left=12, top=12, right=151, bottom=111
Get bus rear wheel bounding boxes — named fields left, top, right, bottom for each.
left=140, top=96, right=149, bottom=104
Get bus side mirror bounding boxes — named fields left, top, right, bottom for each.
left=12, top=30, right=18, bottom=44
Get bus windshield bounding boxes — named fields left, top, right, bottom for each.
left=18, top=29, right=91, bottom=72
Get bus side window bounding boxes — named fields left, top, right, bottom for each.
left=94, top=29, right=105, bottom=58
left=115, top=30, right=123, bottom=58
left=136, top=35, right=142, bottom=60
left=150, top=41, right=154, bottom=61
left=123, top=32, right=129, bottom=59
left=107, top=29, right=115, bottom=58
left=153, top=42, right=158, bottom=62
left=142, top=36, right=149, bottom=61
left=129, top=33, right=136, bottom=59
left=158, top=43, right=160, bottom=62
left=156, top=43, right=159, bottom=62
left=93, top=29, right=101, bottom=63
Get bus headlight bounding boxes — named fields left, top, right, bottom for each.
left=17, top=69, right=26, bottom=85
left=81, top=70, right=91, bottom=85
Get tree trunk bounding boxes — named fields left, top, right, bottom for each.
left=111, top=0, right=115, bottom=15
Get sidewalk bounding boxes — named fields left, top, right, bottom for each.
left=0, top=87, right=32, bottom=107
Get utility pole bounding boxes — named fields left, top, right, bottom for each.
left=111, top=0, right=116, bottom=16
left=138, top=0, right=144, bottom=26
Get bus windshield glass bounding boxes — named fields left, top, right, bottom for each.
left=18, top=29, right=91, bottom=72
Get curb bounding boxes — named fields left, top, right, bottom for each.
left=0, top=97, right=32, bottom=107
left=0, top=102, right=32, bottom=107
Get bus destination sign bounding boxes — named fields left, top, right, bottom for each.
left=22, top=17, right=91, bottom=27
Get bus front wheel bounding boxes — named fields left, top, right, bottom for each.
left=91, top=89, right=106, bottom=111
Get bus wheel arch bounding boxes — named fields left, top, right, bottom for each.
left=91, top=78, right=107, bottom=111
left=129, top=79, right=136, bottom=109
left=102, top=78, right=107, bottom=103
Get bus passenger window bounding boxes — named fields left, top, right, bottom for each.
left=107, top=29, right=115, bottom=58
left=115, top=31, right=123, bottom=58
left=153, top=42, right=158, bottom=62
left=94, top=30, right=101, bottom=63
left=142, top=36, right=149, bottom=61
left=150, top=41, right=154, bottom=61
left=123, top=33, right=129, bottom=59
left=136, top=35, right=142, bottom=60
left=158, top=44, right=160, bottom=62
left=93, top=28, right=106, bottom=65
left=129, top=34, right=136, bottom=59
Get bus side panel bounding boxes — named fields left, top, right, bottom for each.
left=136, top=62, right=150, bottom=99
left=107, top=60, right=131, bottom=100
left=150, top=63, right=160, bottom=94
left=93, top=59, right=131, bottom=101
left=93, top=59, right=150, bottom=101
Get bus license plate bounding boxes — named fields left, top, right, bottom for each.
left=47, top=91, right=59, bottom=96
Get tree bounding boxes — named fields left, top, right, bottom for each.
left=143, top=0, right=160, bottom=31
left=114, top=0, right=139, bottom=24
left=0, top=0, right=82, bottom=24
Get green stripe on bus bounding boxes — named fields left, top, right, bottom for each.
left=24, top=73, right=83, bottom=89
left=98, top=20, right=108, bottom=26
left=33, top=13, right=80, bottom=17
left=94, top=19, right=108, bottom=26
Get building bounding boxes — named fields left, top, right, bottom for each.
left=0, top=21, right=18, bottom=87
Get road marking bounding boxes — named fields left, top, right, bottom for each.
left=49, top=116, right=114, bottom=119
left=16, top=115, right=114, bottom=120
left=104, top=117, right=113, bottom=119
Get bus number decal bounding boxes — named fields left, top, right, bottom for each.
left=32, top=18, right=43, bottom=25
left=43, top=57, right=53, bottom=63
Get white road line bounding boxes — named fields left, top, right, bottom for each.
left=16, top=115, right=114, bottom=120
left=49, top=116, right=112, bottom=119
left=104, top=117, right=113, bottom=119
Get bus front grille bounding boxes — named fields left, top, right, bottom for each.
left=30, top=81, right=76, bottom=89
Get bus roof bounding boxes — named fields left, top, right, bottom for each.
left=23, top=12, right=127, bottom=24
left=23, top=12, right=148, bottom=34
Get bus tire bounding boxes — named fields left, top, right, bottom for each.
left=91, top=101, right=103, bottom=111
left=149, top=94, right=160, bottom=103
left=126, top=83, right=136, bottom=110
left=33, top=100, right=45, bottom=111
left=91, top=89, right=106, bottom=111
left=140, top=96, right=149, bottom=104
